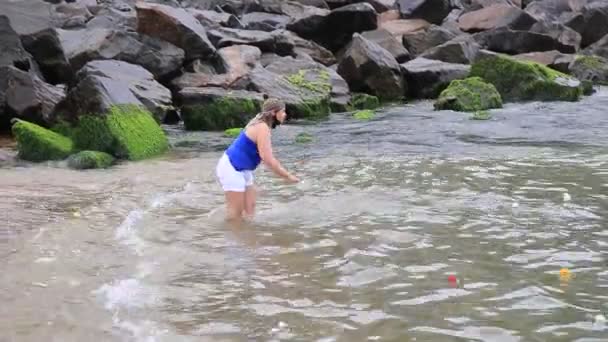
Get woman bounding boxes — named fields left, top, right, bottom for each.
left=216, top=96, right=300, bottom=222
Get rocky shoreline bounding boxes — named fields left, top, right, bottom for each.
left=1, top=0, right=607, bottom=168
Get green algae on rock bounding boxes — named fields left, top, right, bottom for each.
left=12, top=119, right=74, bottom=162
left=353, top=109, right=375, bottom=121
left=181, top=97, right=260, bottom=131
left=434, top=77, right=502, bottom=112
left=67, top=150, right=115, bottom=169
left=224, top=127, right=243, bottom=138
left=348, top=93, right=380, bottom=111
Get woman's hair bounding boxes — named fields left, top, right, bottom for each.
left=249, top=94, right=285, bottom=129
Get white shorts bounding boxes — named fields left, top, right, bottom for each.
left=216, top=153, right=254, bottom=192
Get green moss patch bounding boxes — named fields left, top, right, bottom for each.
left=182, top=97, right=260, bottom=131
left=289, top=97, right=331, bottom=120
left=353, top=110, right=375, bottom=121
left=286, top=69, right=332, bottom=95
left=470, top=110, right=491, bottom=120
left=470, top=54, right=583, bottom=102
left=224, top=127, right=243, bottom=138
left=348, top=93, right=380, bottom=111
left=295, top=132, right=314, bottom=143
left=434, top=77, right=503, bottom=112
left=569, top=55, right=608, bottom=86
left=12, top=119, right=74, bottom=162
left=67, top=151, right=115, bottom=169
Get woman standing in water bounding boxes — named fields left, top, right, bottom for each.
left=216, top=96, right=300, bottom=222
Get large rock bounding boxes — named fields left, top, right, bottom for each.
left=458, top=4, right=537, bottom=33
left=397, top=0, right=452, bottom=25
left=512, top=50, right=574, bottom=73
left=284, top=2, right=331, bottom=39
left=318, top=3, right=378, bottom=52
left=172, top=45, right=262, bottom=90
left=470, top=54, right=583, bottom=102
left=337, top=33, right=405, bottom=100
left=380, top=19, right=431, bottom=38
left=0, top=0, right=57, bottom=37
left=188, top=9, right=240, bottom=29
left=249, top=58, right=338, bottom=119
left=565, top=4, right=608, bottom=48
left=474, top=28, right=577, bottom=54
left=87, top=4, right=138, bottom=30
left=525, top=0, right=582, bottom=23
left=22, top=28, right=185, bottom=84
left=361, top=29, right=411, bottom=63
left=135, top=2, right=216, bottom=60
left=178, top=87, right=263, bottom=130
left=434, top=76, right=502, bottom=112
left=529, top=21, right=581, bottom=53
left=400, top=57, right=470, bottom=98
left=207, top=27, right=295, bottom=55
left=240, top=12, right=291, bottom=31
left=11, top=119, right=73, bottom=162
left=265, top=56, right=350, bottom=111
left=0, top=16, right=33, bottom=71
left=568, top=55, right=608, bottom=85
left=57, top=60, right=173, bottom=121
left=402, top=24, right=457, bottom=57
left=420, top=35, right=481, bottom=64
left=583, top=33, right=608, bottom=59
left=1, top=66, right=65, bottom=126
left=286, top=31, right=336, bottom=66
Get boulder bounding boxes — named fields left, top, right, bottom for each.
left=188, top=9, right=240, bottom=29
left=67, top=150, right=114, bottom=169
left=420, top=35, right=481, bottom=64
left=178, top=87, right=263, bottom=130
left=583, top=33, right=608, bottom=59
left=87, top=5, right=137, bottom=30
left=402, top=24, right=457, bottom=57
left=397, top=0, right=452, bottom=25
left=249, top=58, right=336, bottom=119
left=11, top=119, right=73, bottom=162
left=565, top=4, right=608, bottom=48
left=457, top=4, right=537, bottom=33
left=284, top=2, right=330, bottom=39
left=337, top=33, right=405, bottom=100
left=361, top=29, right=411, bottom=63
left=474, top=28, right=577, bottom=54
left=317, top=3, right=378, bottom=52
left=380, top=19, right=431, bottom=38
left=0, top=0, right=58, bottom=37
left=287, top=32, right=336, bottom=66
left=0, top=16, right=34, bottom=71
left=68, top=105, right=169, bottom=161
left=400, top=57, right=470, bottom=98
left=1, top=66, right=66, bottom=126
left=172, top=45, right=262, bottom=90
left=207, top=27, right=295, bottom=55
left=240, top=12, right=291, bottom=31
left=529, top=21, right=581, bottom=53
left=434, top=76, right=502, bottom=112
left=57, top=60, right=173, bottom=122
left=525, top=0, right=581, bottom=23
left=22, top=28, right=185, bottom=84
left=470, top=54, right=583, bottom=102
left=512, top=50, right=574, bottom=73
left=568, top=55, right=608, bottom=85
left=135, top=2, right=216, bottom=60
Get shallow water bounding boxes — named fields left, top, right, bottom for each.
left=1, top=89, right=608, bottom=341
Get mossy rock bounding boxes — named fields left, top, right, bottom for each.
left=353, top=110, right=375, bottom=121
left=182, top=97, right=260, bottom=131
left=470, top=110, right=491, bottom=120
left=67, top=151, right=115, bottom=169
left=285, top=69, right=332, bottom=95
left=295, top=132, right=314, bottom=143
left=470, top=54, right=583, bottom=102
left=581, top=80, right=595, bottom=95
left=224, top=127, right=243, bottom=138
left=288, top=97, right=331, bottom=120
left=12, top=119, right=74, bottom=162
left=434, top=77, right=503, bottom=112
left=348, top=93, right=380, bottom=111
left=72, top=105, right=168, bottom=161
left=569, top=55, right=608, bottom=86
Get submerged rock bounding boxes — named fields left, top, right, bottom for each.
left=470, top=54, right=583, bottom=102
left=67, top=150, right=114, bottom=169
left=434, top=77, right=502, bottom=112
left=568, top=55, right=608, bottom=85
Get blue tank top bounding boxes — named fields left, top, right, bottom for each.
left=225, top=131, right=261, bottom=171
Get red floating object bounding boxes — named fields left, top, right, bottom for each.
left=448, top=275, right=457, bottom=283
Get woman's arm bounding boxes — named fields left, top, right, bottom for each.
left=256, top=124, right=299, bottom=182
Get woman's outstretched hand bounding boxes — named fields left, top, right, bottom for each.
left=286, top=174, right=300, bottom=183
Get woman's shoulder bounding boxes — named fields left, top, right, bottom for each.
left=245, top=121, right=270, bottom=142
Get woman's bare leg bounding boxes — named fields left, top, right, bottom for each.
left=224, top=191, right=245, bottom=222
left=243, top=185, right=256, bottom=219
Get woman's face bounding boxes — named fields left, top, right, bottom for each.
left=275, top=108, right=287, bottom=123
